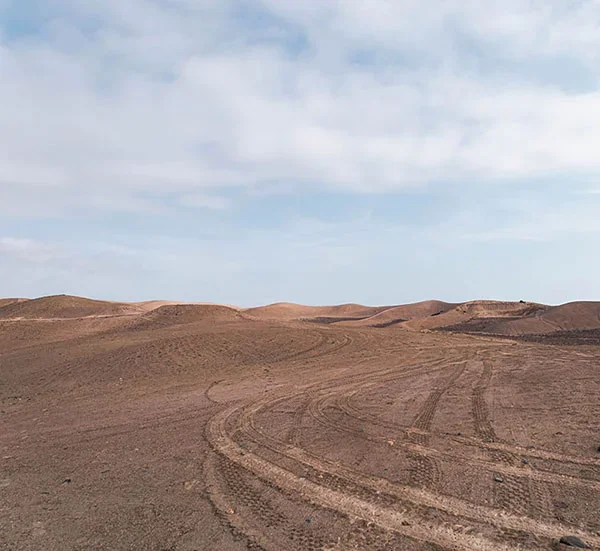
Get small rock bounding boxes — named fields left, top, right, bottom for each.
left=494, top=475, right=504, bottom=483
left=554, top=502, right=568, bottom=509
left=457, top=432, right=462, bottom=436
left=401, top=520, right=411, bottom=526
left=559, top=535, right=588, bottom=548
left=522, top=459, right=529, bottom=465
left=305, top=518, right=311, bottom=524
left=62, top=478, right=71, bottom=484
left=596, top=446, right=600, bottom=453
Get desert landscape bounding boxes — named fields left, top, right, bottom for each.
left=1, top=294, right=599, bottom=551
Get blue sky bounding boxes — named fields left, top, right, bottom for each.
left=1, top=1, right=600, bottom=306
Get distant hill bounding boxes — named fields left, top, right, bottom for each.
left=481, top=301, right=600, bottom=336
left=0, top=295, right=142, bottom=319
left=132, top=304, right=244, bottom=329
left=338, top=300, right=455, bottom=328
left=2, top=295, right=599, bottom=340
left=243, top=302, right=389, bottom=322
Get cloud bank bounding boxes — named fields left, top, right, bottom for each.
left=3, top=1, right=600, bottom=215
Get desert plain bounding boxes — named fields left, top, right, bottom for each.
left=1, top=295, right=599, bottom=550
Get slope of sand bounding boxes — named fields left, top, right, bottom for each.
left=243, top=302, right=389, bottom=322
left=403, top=300, right=547, bottom=331
left=338, top=300, right=455, bottom=327
left=0, top=294, right=143, bottom=320
left=489, top=301, right=600, bottom=335
left=0, top=298, right=28, bottom=309
left=131, top=303, right=244, bottom=329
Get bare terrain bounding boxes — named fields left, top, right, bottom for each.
left=1, top=295, right=599, bottom=551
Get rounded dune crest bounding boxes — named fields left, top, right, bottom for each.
left=0, top=294, right=142, bottom=320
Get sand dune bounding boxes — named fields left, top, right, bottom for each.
left=0, top=298, right=27, bottom=309
left=243, top=302, right=388, bottom=322
left=338, top=300, right=455, bottom=327
left=132, top=303, right=244, bottom=329
left=0, top=294, right=144, bottom=320
left=401, top=300, right=544, bottom=331
left=488, top=301, right=600, bottom=335
left=2, top=295, right=600, bottom=338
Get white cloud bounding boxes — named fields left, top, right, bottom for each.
left=2, top=1, right=600, bottom=216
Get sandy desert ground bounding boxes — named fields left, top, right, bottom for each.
left=1, top=295, right=599, bottom=550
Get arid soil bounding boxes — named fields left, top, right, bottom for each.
left=1, top=296, right=599, bottom=551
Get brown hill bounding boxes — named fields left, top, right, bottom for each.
left=402, top=300, right=545, bottom=332
left=132, top=303, right=244, bottom=329
left=0, top=294, right=142, bottom=320
left=243, top=302, right=388, bottom=322
left=338, top=300, right=455, bottom=328
left=0, top=298, right=28, bottom=309
left=489, top=301, right=600, bottom=335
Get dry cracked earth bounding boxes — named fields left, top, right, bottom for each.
left=1, top=297, right=599, bottom=551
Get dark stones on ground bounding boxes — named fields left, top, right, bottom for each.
left=559, top=535, right=589, bottom=548
left=493, top=475, right=504, bottom=483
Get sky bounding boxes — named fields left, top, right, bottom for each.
left=1, top=0, right=600, bottom=306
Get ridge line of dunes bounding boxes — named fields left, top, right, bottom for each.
left=334, top=300, right=457, bottom=328
left=2, top=295, right=600, bottom=337
left=242, top=302, right=392, bottom=321
left=244, top=299, right=600, bottom=336
left=0, top=295, right=244, bottom=323
left=0, top=295, right=145, bottom=320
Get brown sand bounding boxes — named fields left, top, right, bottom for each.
left=1, top=295, right=599, bottom=551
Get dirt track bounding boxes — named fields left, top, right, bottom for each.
left=1, top=313, right=599, bottom=550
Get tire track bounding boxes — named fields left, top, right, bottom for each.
left=407, top=362, right=467, bottom=489
left=470, top=359, right=553, bottom=519
left=315, top=379, right=600, bottom=493
left=207, top=395, right=600, bottom=551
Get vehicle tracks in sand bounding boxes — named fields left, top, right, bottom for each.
left=316, top=358, right=600, bottom=493
left=470, top=358, right=554, bottom=520
left=203, top=342, right=600, bottom=551
left=406, top=361, right=468, bottom=490
left=206, top=394, right=600, bottom=551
